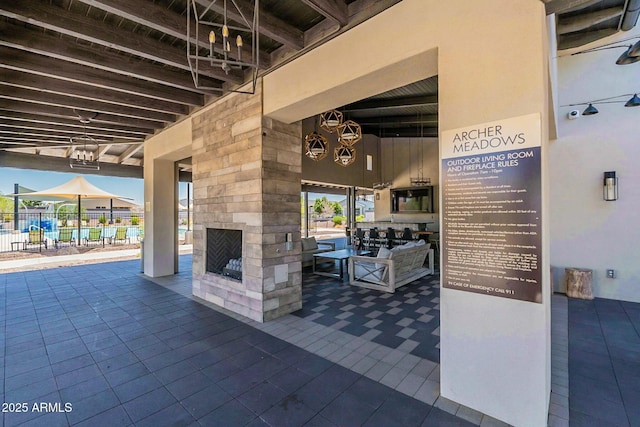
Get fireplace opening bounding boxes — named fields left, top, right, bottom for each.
left=206, top=228, right=243, bottom=280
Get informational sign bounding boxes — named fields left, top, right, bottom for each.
left=441, top=114, right=542, bottom=303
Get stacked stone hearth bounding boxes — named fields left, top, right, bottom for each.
left=192, top=80, right=302, bottom=322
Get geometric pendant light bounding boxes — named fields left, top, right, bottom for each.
left=304, top=131, right=329, bottom=161
left=334, top=144, right=356, bottom=167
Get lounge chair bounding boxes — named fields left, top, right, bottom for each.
left=25, top=228, right=47, bottom=252
left=110, top=227, right=130, bottom=245
left=84, top=227, right=104, bottom=247
left=55, top=228, right=76, bottom=248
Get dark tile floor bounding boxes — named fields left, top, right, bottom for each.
left=293, top=273, right=441, bottom=363
left=0, top=256, right=472, bottom=427
left=568, top=298, right=640, bottom=427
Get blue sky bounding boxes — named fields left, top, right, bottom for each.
left=0, top=168, right=190, bottom=205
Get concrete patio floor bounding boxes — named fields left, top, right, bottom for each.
left=0, top=253, right=636, bottom=426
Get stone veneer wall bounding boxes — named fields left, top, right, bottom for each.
left=191, top=81, right=302, bottom=322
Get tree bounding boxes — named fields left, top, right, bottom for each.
left=313, top=197, right=334, bottom=218
left=332, top=201, right=342, bottom=216
left=0, top=195, right=14, bottom=216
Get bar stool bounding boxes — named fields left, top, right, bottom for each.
left=386, top=227, right=399, bottom=248
left=400, top=227, right=414, bottom=243
left=367, top=228, right=383, bottom=251
left=354, top=228, right=365, bottom=250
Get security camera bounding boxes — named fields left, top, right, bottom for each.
left=567, top=110, right=580, bottom=120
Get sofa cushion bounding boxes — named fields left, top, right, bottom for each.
left=376, top=247, right=391, bottom=269
left=301, top=237, right=318, bottom=251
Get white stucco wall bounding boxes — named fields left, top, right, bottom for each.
left=264, top=1, right=551, bottom=425
left=552, top=26, right=640, bottom=302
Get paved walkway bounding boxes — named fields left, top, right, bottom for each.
left=3, top=250, right=630, bottom=426
left=0, top=256, right=471, bottom=427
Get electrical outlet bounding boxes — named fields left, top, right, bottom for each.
left=606, top=269, right=615, bottom=279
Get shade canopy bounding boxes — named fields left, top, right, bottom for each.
left=14, top=176, right=127, bottom=200
left=12, top=176, right=131, bottom=245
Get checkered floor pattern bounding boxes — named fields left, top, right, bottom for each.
left=293, top=270, right=441, bottom=363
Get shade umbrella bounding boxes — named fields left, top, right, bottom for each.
left=12, top=176, right=130, bottom=245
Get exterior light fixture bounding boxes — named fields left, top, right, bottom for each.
left=69, top=116, right=100, bottom=170
left=625, top=94, right=640, bottom=107
left=187, top=0, right=259, bottom=94
left=334, top=144, right=356, bottom=167
left=582, top=104, right=599, bottom=115
left=616, top=45, right=640, bottom=65
left=319, top=110, right=343, bottom=133
left=304, top=131, right=328, bottom=161
left=337, top=120, right=362, bottom=146
left=604, top=171, right=618, bottom=201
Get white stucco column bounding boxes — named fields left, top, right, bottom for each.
left=143, top=120, right=192, bottom=278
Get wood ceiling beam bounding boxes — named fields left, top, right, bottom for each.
left=75, top=0, right=271, bottom=69
left=558, top=27, right=618, bottom=49
left=0, top=0, right=243, bottom=84
left=0, top=101, right=163, bottom=131
left=0, top=21, right=219, bottom=94
left=301, top=0, right=348, bottom=26
left=544, top=0, right=602, bottom=15
left=97, top=144, right=113, bottom=159
left=0, top=70, right=190, bottom=116
left=0, top=111, right=153, bottom=137
left=558, top=7, right=624, bottom=34
left=0, top=47, right=204, bottom=107
left=0, top=151, right=143, bottom=178
left=117, top=144, right=144, bottom=164
left=0, top=123, right=143, bottom=142
left=0, top=86, right=176, bottom=124
left=193, top=0, right=304, bottom=50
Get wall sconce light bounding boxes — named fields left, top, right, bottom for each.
left=604, top=171, right=618, bottom=201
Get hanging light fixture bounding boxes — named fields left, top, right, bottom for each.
left=625, top=93, right=640, bottom=107
left=334, top=144, right=356, bottom=167
left=186, top=0, right=259, bottom=94
left=582, top=104, right=599, bottom=115
left=319, top=110, right=343, bottom=133
left=616, top=45, right=640, bottom=65
left=69, top=118, right=100, bottom=171
left=305, top=132, right=328, bottom=161
left=337, top=120, right=362, bottom=146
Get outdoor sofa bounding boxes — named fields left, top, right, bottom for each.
left=348, top=239, right=434, bottom=293
left=301, top=236, right=335, bottom=267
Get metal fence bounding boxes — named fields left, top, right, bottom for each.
left=0, top=212, right=144, bottom=253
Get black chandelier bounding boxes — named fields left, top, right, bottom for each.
left=187, top=0, right=259, bottom=94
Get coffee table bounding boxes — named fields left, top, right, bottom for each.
left=313, top=248, right=372, bottom=281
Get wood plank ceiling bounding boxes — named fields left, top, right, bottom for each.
left=0, top=0, right=636, bottom=177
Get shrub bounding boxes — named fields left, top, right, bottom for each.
left=115, top=217, right=122, bottom=224
left=131, top=214, right=139, bottom=226
left=332, top=216, right=343, bottom=226
left=356, top=214, right=365, bottom=222
left=98, top=215, right=107, bottom=225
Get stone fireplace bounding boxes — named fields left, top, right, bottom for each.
left=191, top=81, right=302, bottom=322
left=206, top=228, right=242, bottom=280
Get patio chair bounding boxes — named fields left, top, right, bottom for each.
left=84, top=227, right=104, bottom=247
left=110, top=227, right=130, bottom=245
left=25, top=228, right=47, bottom=252
left=55, top=228, right=76, bottom=248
